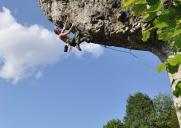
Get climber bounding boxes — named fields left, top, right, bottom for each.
left=54, top=18, right=90, bottom=52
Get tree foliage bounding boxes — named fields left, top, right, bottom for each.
left=150, top=93, right=179, bottom=128
left=104, top=92, right=179, bottom=128
left=123, top=0, right=181, bottom=97
left=103, top=119, right=124, bottom=128
left=124, top=92, right=154, bottom=128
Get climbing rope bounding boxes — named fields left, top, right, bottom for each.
left=103, top=45, right=159, bottom=73
left=103, top=45, right=138, bottom=58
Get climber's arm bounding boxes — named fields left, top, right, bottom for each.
left=59, top=25, right=73, bottom=37
left=59, top=32, right=66, bottom=37
left=64, top=24, right=74, bottom=35
left=61, top=19, right=69, bottom=33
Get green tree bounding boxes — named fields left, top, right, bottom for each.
left=103, top=119, right=124, bottom=128
left=124, top=92, right=154, bottom=128
left=104, top=92, right=179, bottom=128
left=150, top=93, right=179, bottom=128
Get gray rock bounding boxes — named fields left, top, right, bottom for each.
left=39, top=0, right=170, bottom=61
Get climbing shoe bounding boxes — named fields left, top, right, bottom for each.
left=64, top=45, right=68, bottom=52
left=76, top=44, right=82, bottom=51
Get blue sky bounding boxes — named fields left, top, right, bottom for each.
left=0, top=0, right=171, bottom=128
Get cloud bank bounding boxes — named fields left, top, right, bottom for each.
left=0, top=7, right=103, bottom=83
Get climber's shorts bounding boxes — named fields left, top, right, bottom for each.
left=67, top=31, right=81, bottom=47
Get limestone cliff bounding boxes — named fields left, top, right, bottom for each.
left=39, top=0, right=170, bottom=61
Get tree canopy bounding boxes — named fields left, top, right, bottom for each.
left=124, top=92, right=154, bottom=128
left=150, top=93, right=179, bottom=128
left=103, top=119, right=124, bottom=128
left=104, top=92, right=179, bottom=128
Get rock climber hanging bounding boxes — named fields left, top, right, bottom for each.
left=54, top=17, right=90, bottom=52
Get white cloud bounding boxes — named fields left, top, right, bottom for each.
left=70, top=43, right=104, bottom=58
left=35, top=71, right=43, bottom=79
left=0, top=7, right=103, bottom=83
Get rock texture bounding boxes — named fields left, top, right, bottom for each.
left=39, top=0, right=170, bottom=61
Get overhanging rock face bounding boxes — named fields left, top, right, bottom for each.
left=39, top=0, right=170, bottom=61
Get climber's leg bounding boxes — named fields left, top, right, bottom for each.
left=68, top=36, right=81, bottom=51
left=67, top=37, right=76, bottom=47
left=74, top=31, right=82, bottom=51
left=74, top=31, right=91, bottom=44
left=80, top=37, right=91, bottom=43
left=75, top=31, right=81, bottom=44
left=67, top=31, right=90, bottom=52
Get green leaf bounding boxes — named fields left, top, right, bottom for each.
left=167, top=55, right=181, bottom=68
left=174, top=81, right=181, bottom=97
left=173, top=25, right=181, bottom=37
left=143, top=12, right=157, bottom=21
left=123, top=0, right=147, bottom=9
left=166, top=63, right=179, bottom=74
left=123, top=0, right=134, bottom=9
left=154, top=8, right=177, bottom=29
left=135, top=0, right=147, bottom=4
left=177, top=19, right=181, bottom=24
left=175, top=3, right=181, bottom=12
left=146, top=0, right=159, bottom=5
left=175, top=54, right=181, bottom=64
left=173, top=89, right=180, bottom=98
left=157, top=28, right=174, bottom=41
left=176, top=15, right=181, bottom=24
left=132, top=4, right=147, bottom=15
left=154, top=17, right=176, bottom=29
left=164, top=7, right=177, bottom=16
left=157, top=63, right=166, bottom=73
left=174, top=37, right=181, bottom=51
left=142, top=30, right=150, bottom=42
left=146, top=2, right=162, bottom=12
left=167, top=58, right=178, bottom=66
left=177, top=81, right=181, bottom=89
